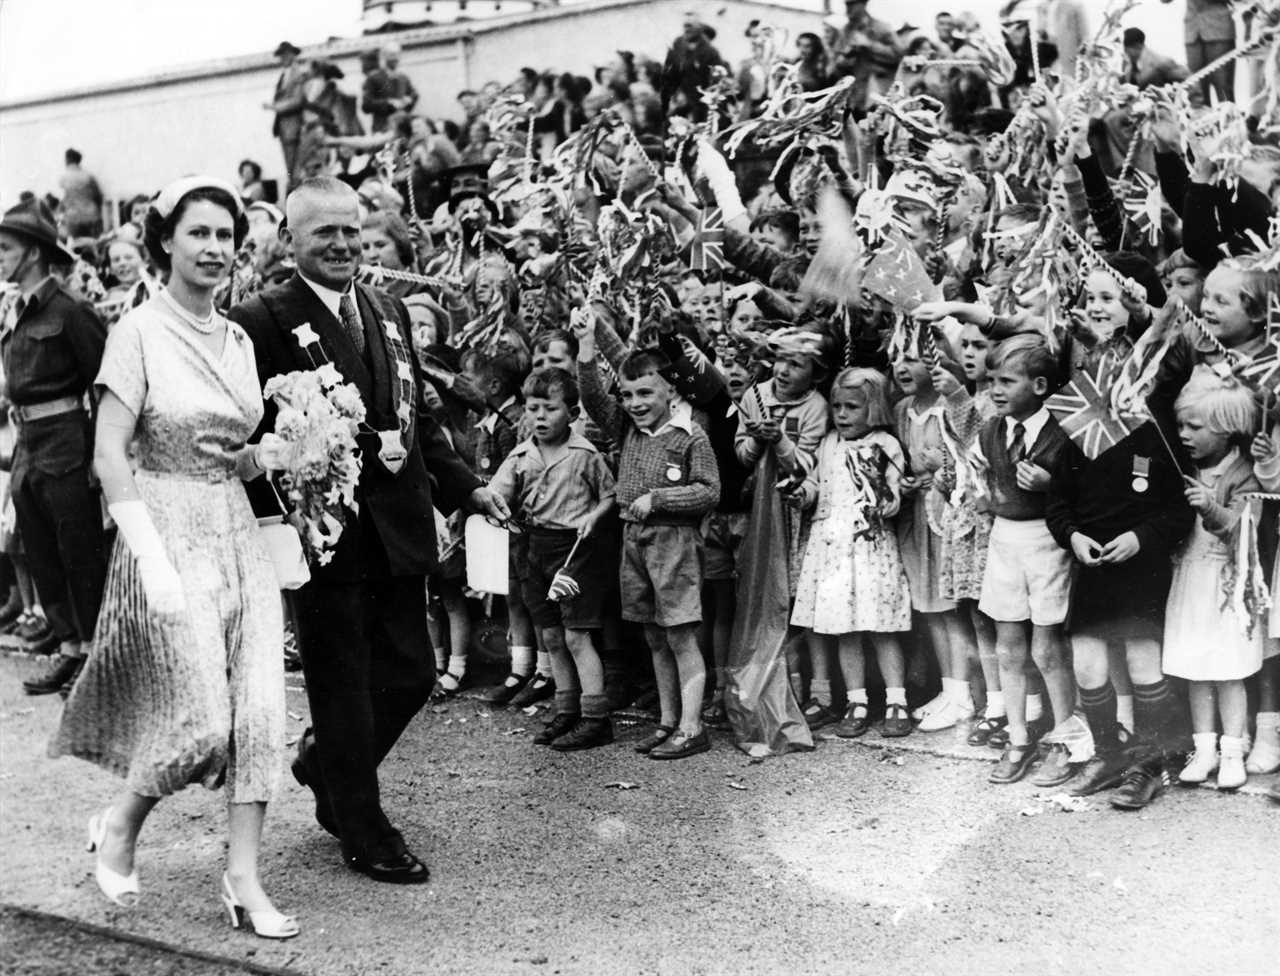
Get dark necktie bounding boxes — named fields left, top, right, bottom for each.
left=339, top=292, right=365, bottom=354
left=1010, top=422, right=1026, bottom=464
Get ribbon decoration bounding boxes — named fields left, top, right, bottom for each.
left=1227, top=495, right=1273, bottom=638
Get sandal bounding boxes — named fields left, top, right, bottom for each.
left=701, top=700, right=731, bottom=731
left=634, top=724, right=675, bottom=754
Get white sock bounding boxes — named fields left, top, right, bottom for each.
left=508, top=645, right=534, bottom=683
left=536, top=650, right=551, bottom=675
left=1116, top=694, right=1135, bottom=734
left=885, top=686, right=907, bottom=706
left=1220, top=735, right=1244, bottom=759
left=984, top=691, right=1006, bottom=719
left=1026, top=693, right=1044, bottom=723
left=943, top=677, right=972, bottom=705
left=1256, top=711, right=1280, bottom=735
left=1192, top=731, right=1218, bottom=757
left=847, top=688, right=868, bottom=708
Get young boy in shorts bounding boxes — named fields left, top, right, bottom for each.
left=973, top=335, right=1084, bottom=786
left=488, top=368, right=617, bottom=749
left=575, top=314, right=721, bottom=759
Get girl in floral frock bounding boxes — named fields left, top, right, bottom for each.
left=792, top=369, right=913, bottom=739
left=51, top=178, right=297, bottom=938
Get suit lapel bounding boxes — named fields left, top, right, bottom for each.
left=356, top=284, right=394, bottom=426
left=284, top=274, right=373, bottom=403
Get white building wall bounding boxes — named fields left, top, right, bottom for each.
left=0, top=0, right=847, bottom=204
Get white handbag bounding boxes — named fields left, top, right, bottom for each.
left=257, top=515, right=310, bottom=590
left=258, top=479, right=310, bottom=590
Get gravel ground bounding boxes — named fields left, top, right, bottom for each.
left=2, top=651, right=1278, bottom=976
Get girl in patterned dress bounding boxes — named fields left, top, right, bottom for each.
left=935, top=323, right=1003, bottom=745
left=791, top=369, right=913, bottom=738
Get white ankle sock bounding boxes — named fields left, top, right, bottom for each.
left=1219, top=735, right=1245, bottom=759
left=1256, top=711, right=1280, bottom=734
left=1191, top=731, right=1218, bottom=755
left=885, top=686, right=907, bottom=706
left=536, top=650, right=551, bottom=674
left=509, top=645, right=534, bottom=682
left=847, top=688, right=868, bottom=706
left=1026, top=693, right=1044, bottom=722
left=1116, top=694, right=1135, bottom=733
left=984, top=690, right=1006, bottom=719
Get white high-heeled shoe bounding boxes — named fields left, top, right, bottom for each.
left=85, top=810, right=139, bottom=906
left=220, top=873, right=300, bottom=940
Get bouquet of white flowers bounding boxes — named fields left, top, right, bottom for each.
left=263, top=363, right=366, bottom=566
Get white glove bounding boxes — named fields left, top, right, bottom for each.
left=697, top=139, right=746, bottom=224
left=254, top=433, right=288, bottom=472
left=109, top=500, right=185, bottom=617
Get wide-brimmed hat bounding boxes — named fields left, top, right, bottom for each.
left=0, top=200, right=76, bottom=266
left=274, top=40, right=302, bottom=58
left=442, top=164, right=499, bottom=218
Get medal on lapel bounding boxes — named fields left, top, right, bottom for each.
left=1131, top=455, right=1150, bottom=494
left=664, top=448, right=683, bottom=483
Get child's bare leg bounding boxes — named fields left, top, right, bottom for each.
left=870, top=632, right=906, bottom=693
left=564, top=628, right=604, bottom=698
left=1248, top=653, right=1280, bottom=773
left=1187, top=680, right=1215, bottom=734
left=944, top=608, right=976, bottom=687
left=1108, top=639, right=1135, bottom=732
left=1216, top=679, right=1247, bottom=740
left=996, top=621, right=1030, bottom=745
left=711, top=579, right=735, bottom=703
left=969, top=602, right=1000, bottom=712
left=835, top=633, right=865, bottom=700
left=809, top=633, right=834, bottom=710
left=663, top=621, right=706, bottom=736
left=643, top=624, right=680, bottom=728
left=1030, top=623, right=1075, bottom=731
left=541, top=626, right=580, bottom=716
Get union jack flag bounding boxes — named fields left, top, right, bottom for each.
left=1233, top=295, right=1280, bottom=400
left=1047, top=359, right=1140, bottom=460
left=862, top=231, right=939, bottom=312
left=685, top=207, right=726, bottom=272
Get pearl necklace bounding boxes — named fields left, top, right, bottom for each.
left=159, top=288, right=219, bottom=335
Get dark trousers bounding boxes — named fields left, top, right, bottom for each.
left=293, top=572, right=434, bottom=861
left=1186, top=38, right=1235, bottom=104
left=11, top=458, right=105, bottom=644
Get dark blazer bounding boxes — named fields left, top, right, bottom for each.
left=229, top=273, right=481, bottom=583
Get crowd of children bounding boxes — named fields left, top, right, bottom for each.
left=13, top=2, right=1280, bottom=814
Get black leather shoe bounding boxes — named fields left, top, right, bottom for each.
left=0, top=594, right=22, bottom=628
left=1109, top=758, right=1169, bottom=811
left=989, top=741, right=1039, bottom=784
left=550, top=717, right=613, bottom=751
left=479, top=674, right=531, bottom=707
left=533, top=712, right=580, bottom=746
left=348, top=850, right=430, bottom=884
left=291, top=751, right=340, bottom=839
left=1067, top=750, right=1130, bottom=796
left=23, top=654, right=83, bottom=695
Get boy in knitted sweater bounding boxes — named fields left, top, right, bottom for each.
left=575, top=314, right=721, bottom=760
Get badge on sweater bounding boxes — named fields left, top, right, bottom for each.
left=1131, top=455, right=1150, bottom=494
left=665, top=447, right=684, bottom=483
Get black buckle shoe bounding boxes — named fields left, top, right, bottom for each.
left=509, top=673, right=554, bottom=709
left=347, top=850, right=430, bottom=885
left=479, top=674, right=531, bottom=707
left=23, top=654, right=82, bottom=696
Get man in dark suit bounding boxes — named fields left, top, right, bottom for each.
left=229, top=176, right=509, bottom=884
left=266, top=41, right=309, bottom=189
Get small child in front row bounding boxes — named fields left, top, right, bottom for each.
left=790, top=369, right=914, bottom=738
left=1163, top=372, right=1264, bottom=790
left=575, top=316, right=721, bottom=760
left=971, top=335, right=1083, bottom=787
left=488, top=368, right=618, bottom=751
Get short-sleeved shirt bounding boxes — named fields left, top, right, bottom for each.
left=488, top=432, right=616, bottom=530
left=98, top=291, right=263, bottom=479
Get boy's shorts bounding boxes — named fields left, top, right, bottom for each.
left=978, top=517, right=1072, bottom=627
left=619, top=522, right=704, bottom=628
left=703, top=511, right=748, bottom=582
left=521, top=528, right=605, bottom=631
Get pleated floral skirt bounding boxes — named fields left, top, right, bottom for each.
left=51, top=471, right=285, bottom=803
